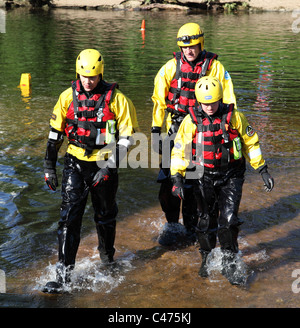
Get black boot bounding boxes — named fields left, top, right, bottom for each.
left=42, top=281, right=63, bottom=294
left=196, top=229, right=216, bottom=278
left=42, top=263, right=73, bottom=294
left=99, top=250, right=114, bottom=264
left=198, top=251, right=210, bottom=278
left=96, top=221, right=116, bottom=264
left=43, top=222, right=77, bottom=293
left=221, top=250, right=246, bottom=286
left=158, top=222, right=186, bottom=246
left=183, top=215, right=197, bottom=245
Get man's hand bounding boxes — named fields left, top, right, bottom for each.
left=171, top=173, right=185, bottom=200
left=259, top=165, right=274, bottom=192
left=92, top=167, right=113, bottom=187
left=44, top=168, right=58, bottom=191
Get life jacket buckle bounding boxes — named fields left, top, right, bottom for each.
left=97, top=108, right=104, bottom=122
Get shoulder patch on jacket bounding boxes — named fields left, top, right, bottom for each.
left=225, top=71, right=231, bottom=80
left=246, top=125, right=255, bottom=137
left=51, top=113, right=57, bottom=121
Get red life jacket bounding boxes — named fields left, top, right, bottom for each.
left=166, top=51, right=218, bottom=116
left=65, top=80, right=117, bottom=156
left=189, top=103, right=242, bottom=171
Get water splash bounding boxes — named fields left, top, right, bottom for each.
left=34, top=251, right=136, bottom=294
left=206, top=248, right=251, bottom=285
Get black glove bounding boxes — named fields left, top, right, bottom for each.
left=43, top=127, right=63, bottom=191
left=44, top=167, right=58, bottom=191
left=92, top=167, right=115, bottom=187
left=171, top=173, right=185, bottom=200
left=259, top=165, right=274, bottom=192
left=151, top=126, right=162, bottom=154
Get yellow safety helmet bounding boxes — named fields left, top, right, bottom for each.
left=177, top=23, right=204, bottom=50
left=195, top=76, right=223, bottom=103
left=76, top=49, right=104, bottom=78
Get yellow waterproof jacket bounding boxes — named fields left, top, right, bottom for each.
left=49, top=85, right=138, bottom=162
left=170, top=107, right=265, bottom=177
left=151, top=55, right=237, bottom=131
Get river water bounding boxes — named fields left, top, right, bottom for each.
left=0, top=7, right=299, bottom=309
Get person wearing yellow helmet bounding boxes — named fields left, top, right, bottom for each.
left=42, top=49, right=138, bottom=293
left=177, top=22, right=204, bottom=45
left=170, top=76, right=274, bottom=285
left=151, top=22, right=237, bottom=246
left=76, top=48, right=104, bottom=78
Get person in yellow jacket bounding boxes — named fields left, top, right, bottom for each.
left=151, top=22, right=237, bottom=246
left=170, top=76, right=274, bottom=285
left=42, top=49, right=138, bottom=293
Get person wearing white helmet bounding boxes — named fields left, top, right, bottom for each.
left=43, top=49, right=138, bottom=293
left=151, top=22, right=237, bottom=246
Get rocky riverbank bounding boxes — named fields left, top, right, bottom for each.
left=1, top=0, right=299, bottom=12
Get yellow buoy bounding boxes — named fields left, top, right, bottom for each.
left=20, top=73, right=31, bottom=87
left=19, top=73, right=32, bottom=101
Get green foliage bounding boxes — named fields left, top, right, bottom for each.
left=224, top=3, right=237, bottom=12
